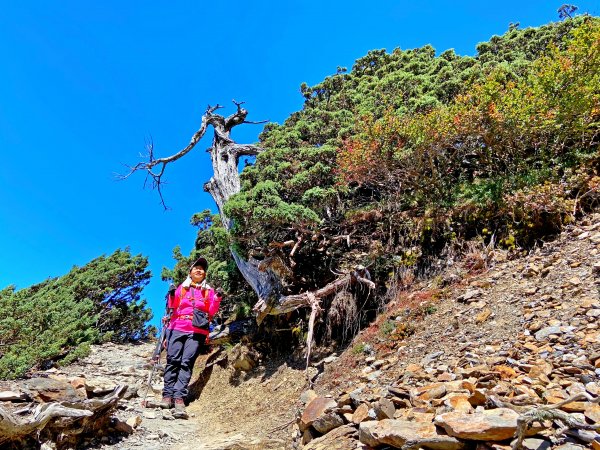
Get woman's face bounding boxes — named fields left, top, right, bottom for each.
left=190, top=265, right=206, bottom=283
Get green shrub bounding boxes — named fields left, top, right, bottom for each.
left=0, top=249, right=154, bottom=379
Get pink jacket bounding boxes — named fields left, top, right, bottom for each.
left=167, top=283, right=221, bottom=335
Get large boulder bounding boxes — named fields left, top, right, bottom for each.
left=23, top=377, right=85, bottom=403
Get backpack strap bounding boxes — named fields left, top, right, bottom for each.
left=170, top=286, right=210, bottom=321
left=190, top=287, right=210, bottom=313
left=167, top=286, right=185, bottom=321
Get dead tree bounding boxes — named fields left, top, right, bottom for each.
left=123, top=101, right=374, bottom=329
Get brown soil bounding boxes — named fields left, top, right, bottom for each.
left=179, top=355, right=306, bottom=449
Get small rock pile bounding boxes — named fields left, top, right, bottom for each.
left=296, top=216, right=600, bottom=449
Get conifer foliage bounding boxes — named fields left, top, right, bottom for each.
left=219, top=16, right=598, bottom=290
left=0, top=249, right=153, bottom=379
left=170, top=15, right=599, bottom=346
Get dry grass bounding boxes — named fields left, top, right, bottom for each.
left=325, top=289, right=359, bottom=343
left=461, top=236, right=496, bottom=274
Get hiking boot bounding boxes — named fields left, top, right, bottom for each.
left=159, top=396, right=173, bottom=409
left=173, top=398, right=188, bottom=419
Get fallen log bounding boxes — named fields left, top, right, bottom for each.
left=0, top=384, right=126, bottom=449
left=253, top=267, right=375, bottom=323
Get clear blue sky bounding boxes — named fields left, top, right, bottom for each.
left=1, top=1, right=598, bottom=329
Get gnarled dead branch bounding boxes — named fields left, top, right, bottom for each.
left=507, top=392, right=600, bottom=450
left=121, top=101, right=264, bottom=210
left=253, top=266, right=375, bottom=323
left=0, top=385, right=126, bottom=449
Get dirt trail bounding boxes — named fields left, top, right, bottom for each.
left=170, top=355, right=306, bottom=450
left=40, top=340, right=305, bottom=449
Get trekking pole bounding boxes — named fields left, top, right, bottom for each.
left=141, top=324, right=167, bottom=407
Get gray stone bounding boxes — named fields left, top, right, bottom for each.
left=373, top=398, right=395, bottom=419
left=303, top=424, right=358, bottom=450
left=422, top=351, right=445, bottom=366
left=535, top=326, right=576, bottom=341
left=142, top=410, right=157, bottom=419
left=300, top=389, right=318, bottom=405
left=24, top=377, right=85, bottom=403
left=522, top=438, right=552, bottom=450
left=365, top=370, right=382, bottom=381
left=84, top=376, right=118, bottom=396
left=0, top=390, right=29, bottom=402
left=458, top=289, right=482, bottom=303
left=312, top=412, right=345, bottom=434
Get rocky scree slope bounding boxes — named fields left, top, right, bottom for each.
left=296, top=214, right=600, bottom=449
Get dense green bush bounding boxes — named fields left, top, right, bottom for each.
left=0, top=249, right=154, bottom=379
left=170, top=15, right=599, bottom=345
left=338, top=16, right=599, bottom=248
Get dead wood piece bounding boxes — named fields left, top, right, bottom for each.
left=0, top=384, right=126, bottom=448
left=511, top=392, right=600, bottom=450
left=253, top=266, right=374, bottom=324
left=305, top=292, right=322, bottom=383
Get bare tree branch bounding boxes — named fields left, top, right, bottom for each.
left=305, top=292, right=321, bottom=383
left=121, top=102, right=265, bottom=209
left=507, top=392, right=600, bottom=450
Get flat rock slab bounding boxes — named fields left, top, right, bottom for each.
left=0, top=390, right=28, bottom=402
left=303, top=424, right=358, bottom=450
left=434, top=408, right=541, bottom=441
left=23, top=377, right=85, bottom=403
left=359, top=418, right=464, bottom=449
left=300, top=397, right=337, bottom=431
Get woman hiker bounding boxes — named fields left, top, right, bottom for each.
left=161, top=257, right=222, bottom=418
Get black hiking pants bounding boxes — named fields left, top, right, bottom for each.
left=162, top=329, right=206, bottom=400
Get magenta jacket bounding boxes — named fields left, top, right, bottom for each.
left=167, top=282, right=221, bottom=335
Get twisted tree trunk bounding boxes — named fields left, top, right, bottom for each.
left=125, top=102, right=373, bottom=324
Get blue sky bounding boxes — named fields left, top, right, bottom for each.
left=1, top=1, right=598, bottom=329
